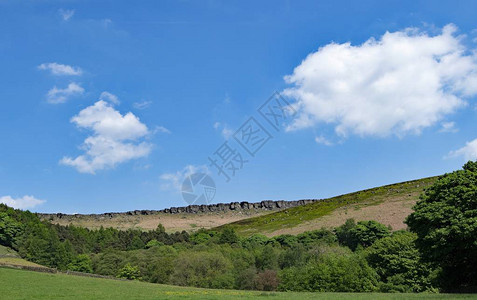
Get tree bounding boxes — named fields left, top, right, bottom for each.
left=145, top=239, right=164, bottom=249
left=117, top=263, right=141, bottom=280
left=254, top=270, right=279, bottom=291
left=68, top=254, right=93, bottom=273
left=219, top=227, right=239, bottom=244
left=255, top=244, right=278, bottom=270
left=335, top=219, right=358, bottom=249
left=0, top=212, right=22, bottom=248
left=335, top=219, right=390, bottom=250
left=406, top=161, right=477, bottom=292
left=279, top=250, right=378, bottom=292
left=170, top=251, right=234, bottom=289
left=366, top=231, right=435, bottom=292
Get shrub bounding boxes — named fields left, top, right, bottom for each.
left=219, top=227, right=239, bottom=244
left=117, top=263, right=141, bottom=280
left=254, top=270, right=279, bottom=291
left=279, top=250, right=378, bottom=292
left=170, top=251, right=234, bottom=289
left=67, top=254, right=93, bottom=273
left=145, top=239, right=164, bottom=249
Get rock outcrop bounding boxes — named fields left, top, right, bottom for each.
left=39, top=199, right=320, bottom=219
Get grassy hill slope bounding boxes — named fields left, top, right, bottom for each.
left=41, top=176, right=438, bottom=236
left=0, top=267, right=473, bottom=300
left=0, top=245, right=46, bottom=268
left=42, top=210, right=274, bottom=232
left=218, top=176, right=438, bottom=236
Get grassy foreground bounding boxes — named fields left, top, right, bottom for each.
left=0, top=267, right=475, bottom=300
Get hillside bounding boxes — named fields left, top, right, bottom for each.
left=218, top=176, right=438, bottom=236
left=0, top=245, right=46, bottom=269
left=0, top=267, right=472, bottom=300
left=40, top=176, right=438, bottom=236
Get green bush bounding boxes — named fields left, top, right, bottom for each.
left=279, top=249, right=379, bottom=292
left=170, top=251, right=234, bottom=289
left=336, top=219, right=390, bottom=250
left=117, top=263, right=141, bottom=280
left=68, top=254, right=93, bottom=273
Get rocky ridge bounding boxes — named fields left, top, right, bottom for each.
left=39, top=199, right=320, bottom=219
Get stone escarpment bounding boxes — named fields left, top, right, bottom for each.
left=40, top=199, right=320, bottom=219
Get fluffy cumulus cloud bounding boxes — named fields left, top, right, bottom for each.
left=38, top=62, right=82, bottom=76
left=47, top=82, right=84, bottom=104
left=0, top=195, right=46, bottom=210
left=449, top=139, right=477, bottom=161
left=160, top=165, right=209, bottom=192
left=60, top=99, right=152, bottom=174
left=284, top=24, right=477, bottom=138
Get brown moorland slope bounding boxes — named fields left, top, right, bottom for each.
left=40, top=176, right=438, bottom=235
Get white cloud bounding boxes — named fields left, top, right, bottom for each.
left=60, top=99, right=152, bottom=174
left=213, top=122, right=234, bottom=139
left=0, top=195, right=46, bottom=210
left=449, top=139, right=477, bottom=161
left=160, top=165, right=209, bottom=192
left=133, top=101, right=152, bottom=110
left=47, top=83, right=84, bottom=104
left=315, top=135, right=333, bottom=146
left=284, top=24, right=477, bottom=138
left=38, top=62, right=82, bottom=76
left=99, top=91, right=120, bottom=105
left=439, top=121, right=458, bottom=133
left=153, top=126, right=171, bottom=134
left=59, top=9, right=75, bottom=21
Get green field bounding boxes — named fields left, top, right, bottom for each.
left=0, top=267, right=475, bottom=300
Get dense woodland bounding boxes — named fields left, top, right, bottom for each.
left=1, top=162, right=476, bottom=293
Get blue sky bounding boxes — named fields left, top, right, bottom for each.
left=1, top=0, right=477, bottom=213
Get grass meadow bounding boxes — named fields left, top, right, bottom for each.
left=1, top=267, right=476, bottom=300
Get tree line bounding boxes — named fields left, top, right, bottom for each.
left=1, top=161, right=476, bottom=293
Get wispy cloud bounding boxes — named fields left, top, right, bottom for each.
left=60, top=98, right=152, bottom=174
left=0, top=195, right=46, bottom=210
left=99, top=91, right=120, bottom=105
left=160, top=165, right=209, bottom=192
left=59, top=9, right=75, bottom=21
left=38, top=62, right=82, bottom=76
left=153, top=126, right=171, bottom=134
left=133, top=101, right=152, bottom=110
left=315, top=135, right=333, bottom=146
left=439, top=122, right=458, bottom=133
left=213, top=122, right=233, bottom=139
left=47, top=82, right=84, bottom=104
